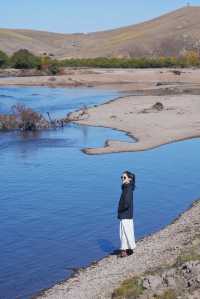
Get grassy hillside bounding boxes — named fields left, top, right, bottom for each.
left=1, top=6, right=200, bottom=58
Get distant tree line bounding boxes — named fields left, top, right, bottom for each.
left=60, top=53, right=200, bottom=68
left=0, top=49, right=200, bottom=70
left=0, top=49, right=60, bottom=74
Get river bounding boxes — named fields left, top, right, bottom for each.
left=0, top=86, right=199, bottom=299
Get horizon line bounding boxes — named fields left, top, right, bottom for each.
left=0, top=5, right=198, bottom=35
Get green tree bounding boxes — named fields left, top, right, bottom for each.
left=0, top=50, right=9, bottom=68
left=48, top=62, right=61, bottom=75
left=11, top=49, right=40, bottom=69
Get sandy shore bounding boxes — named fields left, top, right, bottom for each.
left=1, top=68, right=200, bottom=91
left=2, top=68, right=200, bottom=155
left=34, top=200, right=200, bottom=299
left=68, top=91, right=200, bottom=155
left=1, top=67, right=196, bottom=155
left=1, top=68, right=200, bottom=155
left=0, top=69, right=200, bottom=154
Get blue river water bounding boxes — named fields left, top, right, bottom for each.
left=0, top=87, right=199, bottom=299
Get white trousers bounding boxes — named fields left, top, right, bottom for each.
left=119, top=219, right=136, bottom=250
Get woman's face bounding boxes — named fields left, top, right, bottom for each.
left=121, top=173, right=131, bottom=184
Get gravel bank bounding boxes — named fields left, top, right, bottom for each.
left=35, top=200, right=200, bottom=299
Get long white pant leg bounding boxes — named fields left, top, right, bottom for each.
left=120, top=220, right=129, bottom=250
left=120, top=219, right=136, bottom=250
left=126, top=219, right=136, bottom=249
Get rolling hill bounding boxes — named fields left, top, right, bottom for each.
left=1, top=6, right=200, bottom=59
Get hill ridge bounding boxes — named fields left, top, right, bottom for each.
left=1, top=6, right=200, bottom=58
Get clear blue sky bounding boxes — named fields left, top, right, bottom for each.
left=1, top=0, right=200, bottom=33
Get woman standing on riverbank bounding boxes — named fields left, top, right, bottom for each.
left=118, top=171, right=136, bottom=258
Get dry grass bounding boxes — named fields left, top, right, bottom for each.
left=1, top=6, right=200, bottom=58
left=174, top=250, right=200, bottom=267
left=112, top=235, right=200, bottom=299
left=0, top=29, right=33, bottom=41
left=153, top=289, right=177, bottom=299
left=111, top=277, right=144, bottom=299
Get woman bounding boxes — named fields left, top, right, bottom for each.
left=118, top=171, right=136, bottom=257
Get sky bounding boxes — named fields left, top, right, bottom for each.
left=1, top=0, right=200, bottom=33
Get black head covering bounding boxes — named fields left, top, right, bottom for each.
left=123, top=170, right=136, bottom=190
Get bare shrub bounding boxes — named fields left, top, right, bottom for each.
left=11, top=104, right=44, bottom=131
left=0, top=104, right=67, bottom=131
left=0, top=114, right=17, bottom=130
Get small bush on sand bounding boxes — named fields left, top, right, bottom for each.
left=173, top=236, right=200, bottom=267
left=153, top=289, right=177, bottom=299
left=112, top=277, right=144, bottom=299
left=174, top=250, right=200, bottom=267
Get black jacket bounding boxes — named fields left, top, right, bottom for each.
left=118, top=181, right=135, bottom=219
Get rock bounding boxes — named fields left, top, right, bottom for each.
left=140, top=101, right=164, bottom=114
left=181, top=261, right=200, bottom=291
left=196, top=274, right=200, bottom=283
left=165, top=276, right=177, bottom=288
left=187, top=289, right=200, bottom=299
left=162, top=268, right=176, bottom=278
left=172, top=70, right=182, bottom=76
left=152, top=102, right=164, bottom=111
left=162, top=268, right=177, bottom=288
left=143, top=275, right=163, bottom=291
left=156, top=82, right=163, bottom=86
left=181, top=261, right=200, bottom=275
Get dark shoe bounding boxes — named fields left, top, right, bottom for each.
left=126, top=249, right=134, bottom=256
left=119, top=250, right=128, bottom=258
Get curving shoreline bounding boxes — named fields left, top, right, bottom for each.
left=33, top=69, right=200, bottom=297
left=34, top=199, right=200, bottom=299
left=2, top=68, right=200, bottom=298
left=68, top=91, right=200, bottom=155
left=2, top=68, right=200, bottom=155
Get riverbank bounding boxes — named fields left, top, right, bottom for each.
left=1, top=68, right=200, bottom=91
left=2, top=68, right=199, bottom=155
left=34, top=199, right=200, bottom=299
left=68, top=91, right=200, bottom=154
left=2, top=69, right=200, bottom=298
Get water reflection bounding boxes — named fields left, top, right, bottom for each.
left=0, top=123, right=132, bottom=157
left=20, top=130, right=43, bottom=140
